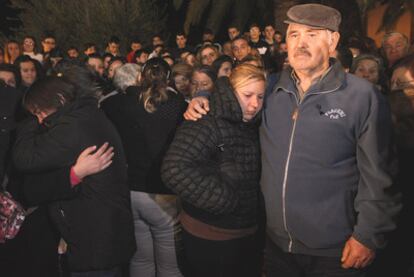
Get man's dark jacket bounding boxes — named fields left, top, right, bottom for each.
left=12, top=97, right=136, bottom=272
left=261, top=60, right=402, bottom=257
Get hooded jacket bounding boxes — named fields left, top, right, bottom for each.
left=260, top=60, right=401, bottom=257
left=162, top=77, right=262, bottom=229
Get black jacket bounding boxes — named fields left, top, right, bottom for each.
left=119, top=87, right=187, bottom=193
left=162, top=78, right=262, bottom=229
left=0, top=84, right=22, bottom=183
left=12, top=97, right=136, bottom=271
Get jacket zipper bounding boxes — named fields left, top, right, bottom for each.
left=282, top=106, right=298, bottom=252
left=279, top=85, right=341, bottom=252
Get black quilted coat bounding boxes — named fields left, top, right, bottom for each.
left=161, top=77, right=262, bottom=229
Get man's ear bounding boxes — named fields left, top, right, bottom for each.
left=329, top=32, right=341, bottom=54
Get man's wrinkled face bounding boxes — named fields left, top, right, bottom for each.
left=383, top=34, right=409, bottom=66
left=286, top=23, right=339, bottom=74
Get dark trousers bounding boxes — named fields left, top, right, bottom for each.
left=265, top=237, right=366, bottom=277
left=71, top=267, right=121, bottom=277
left=0, top=206, right=60, bottom=277
left=181, top=229, right=261, bottom=277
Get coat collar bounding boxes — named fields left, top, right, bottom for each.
left=275, top=58, right=345, bottom=96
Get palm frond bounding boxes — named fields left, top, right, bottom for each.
left=377, top=0, right=406, bottom=33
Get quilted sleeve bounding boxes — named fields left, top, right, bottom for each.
left=161, top=118, right=238, bottom=215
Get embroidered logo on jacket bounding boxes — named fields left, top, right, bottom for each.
left=323, top=108, right=346, bottom=119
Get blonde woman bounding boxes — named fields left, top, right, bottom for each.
left=162, top=64, right=266, bottom=277
left=4, top=40, right=21, bottom=64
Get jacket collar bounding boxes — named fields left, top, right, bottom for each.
left=275, top=58, right=345, bottom=96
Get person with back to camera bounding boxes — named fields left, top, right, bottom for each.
left=119, top=58, right=187, bottom=277
left=12, top=64, right=135, bottom=277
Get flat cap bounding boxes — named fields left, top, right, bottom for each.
left=284, top=4, right=341, bottom=32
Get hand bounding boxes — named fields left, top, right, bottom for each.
left=72, top=142, right=114, bottom=179
left=184, top=97, right=210, bottom=121
left=341, top=236, right=375, bottom=269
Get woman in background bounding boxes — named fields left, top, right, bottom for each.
left=14, top=55, right=44, bottom=91
left=4, top=40, right=21, bottom=64
left=22, top=36, right=43, bottom=63
left=119, top=58, right=187, bottom=277
left=171, top=63, right=193, bottom=101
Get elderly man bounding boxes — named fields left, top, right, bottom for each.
left=382, top=32, right=410, bottom=68
left=184, top=4, right=401, bottom=277
left=260, top=4, right=400, bottom=276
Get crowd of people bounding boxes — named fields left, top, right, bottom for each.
left=0, top=3, right=413, bottom=277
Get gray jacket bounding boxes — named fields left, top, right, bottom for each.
left=260, top=60, right=401, bottom=257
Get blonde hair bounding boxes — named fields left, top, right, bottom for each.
left=229, top=63, right=266, bottom=92
left=4, top=40, right=21, bottom=64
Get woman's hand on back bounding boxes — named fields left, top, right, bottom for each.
left=72, top=142, right=114, bottom=179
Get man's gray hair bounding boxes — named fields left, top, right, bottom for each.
left=113, top=63, right=142, bottom=91
left=381, top=32, right=409, bottom=48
